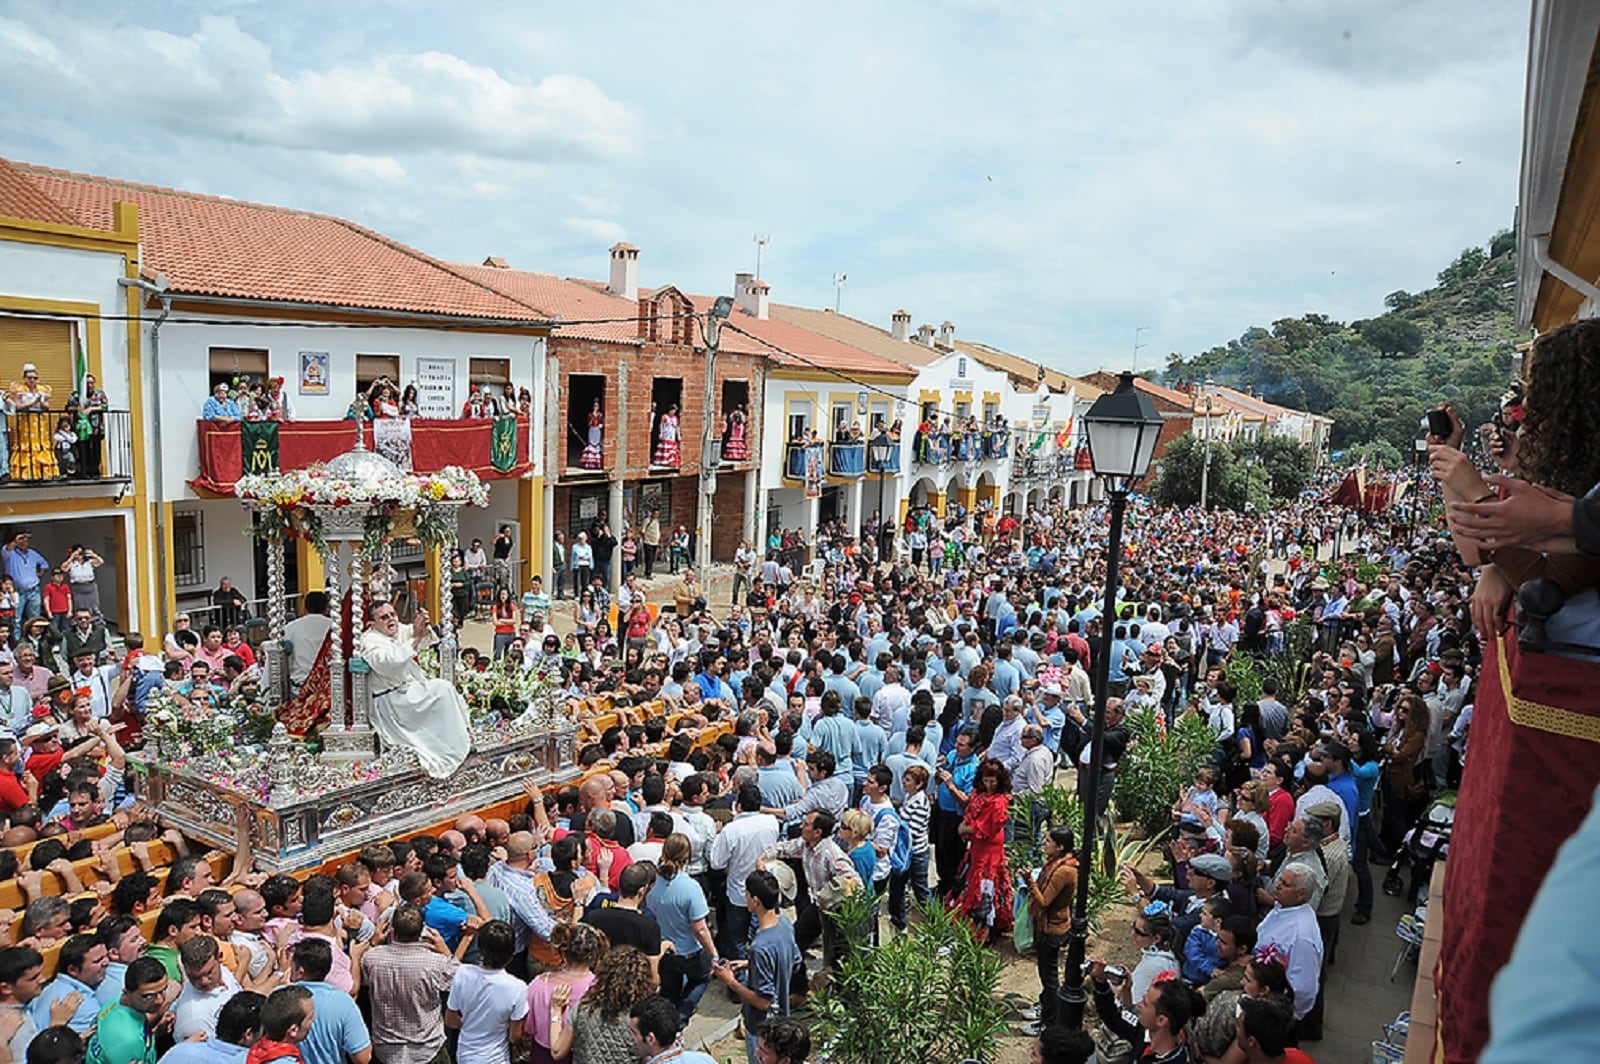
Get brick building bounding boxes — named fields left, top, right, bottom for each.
left=1082, top=371, right=1194, bottom=460
left=459, top=245, right=771, bottom=583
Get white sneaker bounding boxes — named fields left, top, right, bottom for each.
left=1019, top=1021, right=1048, bottom=1037
left=1018, top=1006, right=1043, bottom=1022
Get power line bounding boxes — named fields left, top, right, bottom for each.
left=0, top=306, right=700, bottom=332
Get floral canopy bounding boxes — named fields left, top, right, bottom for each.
left=236, top=460, right=489, bottom=553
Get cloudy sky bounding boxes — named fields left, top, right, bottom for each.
left=1, top=0, right=1527, bottom=375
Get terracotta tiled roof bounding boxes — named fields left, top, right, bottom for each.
left=1083, top=371, right=1192, bottom=409
left=10, top=160, right=549, bottom=321
left=956, top=341, right=1103, bottom=399
left=0, top=159, right=80, bottom=228
left=695, top=299, right=914, bottom=379
left=769, top=304, right=945, bottom=369
left=453, top=264, right=647, bottom=345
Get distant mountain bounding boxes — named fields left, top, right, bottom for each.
left=1160, top=229, right=1521, bottom=468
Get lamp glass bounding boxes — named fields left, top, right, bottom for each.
left=1083, top=371, right=1163, bottom=479
left=870, top=435, right=893, bottom=466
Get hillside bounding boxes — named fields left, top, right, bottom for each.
left=1160, top=229, right=1522, bottom=467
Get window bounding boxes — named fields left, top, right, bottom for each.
left=955, top=402, right=971, bottom=420
left=984, top=401, right=999, bottom=422
left=830, top=402, right=854, bottom=441
left=720, top=380, right=749, bottom=420
left=173, top=510, right=205, bottom=588
left=921, top=401, right=938, bottom=424
left=208, top=348, right=269, bottom=394
left=650, top=378, right=684, bottom=465
left=869, top=400, right=890, bottom=435
left=356, top=354, right=400, bottom=400
left=468, top=357, right=511, bottom=390
left=567, top=374, right=607, bottom=469
left=786, top=400, right=812, bottom=442
left=0, top=317, right=74, bottom=402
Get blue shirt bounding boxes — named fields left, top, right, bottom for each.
left=200, top=397, right=240, bottom=422
left=810, top=714, right=859, bottom=766
left=297, top=980, right=371, bottom=1064
left=31, top=972, right=99, bottom=1033
left=852, top=719, right=888, bottom=783
left=757, top=765, right=804, bottom=809
left=423, top=895, right=471, bottom=950
left=646, top=871, right=710, bottom=958
left=989, top=659, right=1020, bottom=700
left=96, top=961, right=127, bottom=1007
left=156, top=1040, right=249, bottom=1064
left=937, top=752, right=978, bottom=814
left=2, top=546, right=48, bottom=591
left=1326, top=772, right=1360, bottom=837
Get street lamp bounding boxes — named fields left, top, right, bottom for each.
left=870, top=431, right=895, bottom=560
left=1199, top=379, right=1215, bottom=510
left=1057, top=369, right=1163, bottom=1030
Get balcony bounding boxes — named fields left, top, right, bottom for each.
left=868, top=440, right=902, bottom=475
left=952, top=432, right=979, bottom=462
left=0, top=410, right=135, bottom=488
left=783, top=441, right=825, bottom=482
left=983, top=429, right=1010, bottom=459
left=829, top=440, right=865, bottom=478
left=192, top=416, right=534, bottom=494
left=915, top=431, right=952, bottom=466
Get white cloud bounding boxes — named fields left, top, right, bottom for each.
left=0, top=0, right=1527, bottom=376
left=0, top=10, right=640, bottom=164
left=565, top=217, right=628, bottom=243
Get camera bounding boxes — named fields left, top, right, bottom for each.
left=1422, top=409, right=1453, bottom=438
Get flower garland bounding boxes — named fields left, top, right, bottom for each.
left=414, top=646, right=565, bottom=726
left=238, top=464, right=488, bottom=550
left=144, top=688, right=279, bottom=761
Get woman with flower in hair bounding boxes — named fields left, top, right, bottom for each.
left=525, top=921, right=606, bottom=1064
left=952, top=756, right=1013, bottom=944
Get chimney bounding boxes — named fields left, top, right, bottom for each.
left=916, top=323, right=936, bottom=346
left=481, top=256, right=510, bottom=269
left=608, top=242, right=640, bottom=300
left=890, top=309, right=912, bottom=342
left=735, top=272, right=770, bottom=320
left=938, top=320, right=955, bottom=348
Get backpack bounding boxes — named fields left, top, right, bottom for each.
left=870, top=803, right=912, bottom=875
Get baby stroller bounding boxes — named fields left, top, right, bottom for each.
left=1383, top=790, right=1456, bottom=904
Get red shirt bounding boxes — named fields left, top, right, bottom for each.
left=1265, top=787, right=1296, bottom=846
left=0, top=771, right=27, bottom=813
left=42, top=582, right=72, bottom=615
left=25, top=747, right=62, bottom=782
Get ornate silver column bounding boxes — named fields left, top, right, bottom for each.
left=263, top=533, right=288, bottom=705
left=348, top=546, right=369, bottom=732
left=325, top=539, right=345, bottom=729
left=437, top=505, right=459, bottom=685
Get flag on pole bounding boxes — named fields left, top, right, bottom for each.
left=73, top=320, right=89, bottom=401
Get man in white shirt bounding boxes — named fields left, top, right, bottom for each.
left=986, top=696, right=1027, bottom=774
left=1255, top=866, right=1324, bottom=1022
left=708, top=783, right=779, bottom=957
left=445, top=921, right=527, bottom=1064
left=172, top=935, right=242, bottom=1041
left=283, top=592, right=334, bottom=692
left=869, top=666, right=911, bottom=733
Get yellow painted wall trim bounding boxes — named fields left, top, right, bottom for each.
left=768, top=369, right=915, bottom=387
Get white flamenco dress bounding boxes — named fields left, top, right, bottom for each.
left=357, top=625, right=472, bottom=779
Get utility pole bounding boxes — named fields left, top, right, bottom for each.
left=754, top=234, right=770, bottom=279
left=833, top=272, right=847, bottom=313
left=696, top=297, right=734, bottom=575
left=1199, top=382, right=1214, bottom=510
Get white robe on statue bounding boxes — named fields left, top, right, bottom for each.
left=357, top=626, right=472, bottom=779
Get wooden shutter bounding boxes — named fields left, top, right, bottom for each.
left=0, top=316, right=74, bottom=405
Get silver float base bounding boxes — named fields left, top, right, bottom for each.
left=130, top=728, right=579, bottom=873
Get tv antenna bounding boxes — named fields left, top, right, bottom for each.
left=1132, top=325, right=1150, bottom=373
left=833, top=272, right=848, bottom=312
left=754, top=234, right=770, bottom=279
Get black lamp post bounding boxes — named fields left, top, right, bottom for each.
left=870, top=432, right=894, bottom=560
left=1057, top=369, right=1164, bottom=1029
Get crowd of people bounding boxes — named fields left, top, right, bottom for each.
left=10, top=314, right=1596, bottom=1063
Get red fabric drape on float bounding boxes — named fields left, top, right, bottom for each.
left=1437, top=625, right=1600, bottom=1063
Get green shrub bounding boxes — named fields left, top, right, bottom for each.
left=1113, top=708, right=1217, bottom=838
left=809, top=898, right=1011, bottom=1064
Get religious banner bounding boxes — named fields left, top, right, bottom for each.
left=373, top=417, right=413, bottom=471
left=804, top=443, right=824, bottom=499
left=490, top=415, right=518, bottom=472
left=240, top=420, right=279, bottom=474
left=298, top=351, right=330, bottom=395
left=415, top=357, right=456, bottom=419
